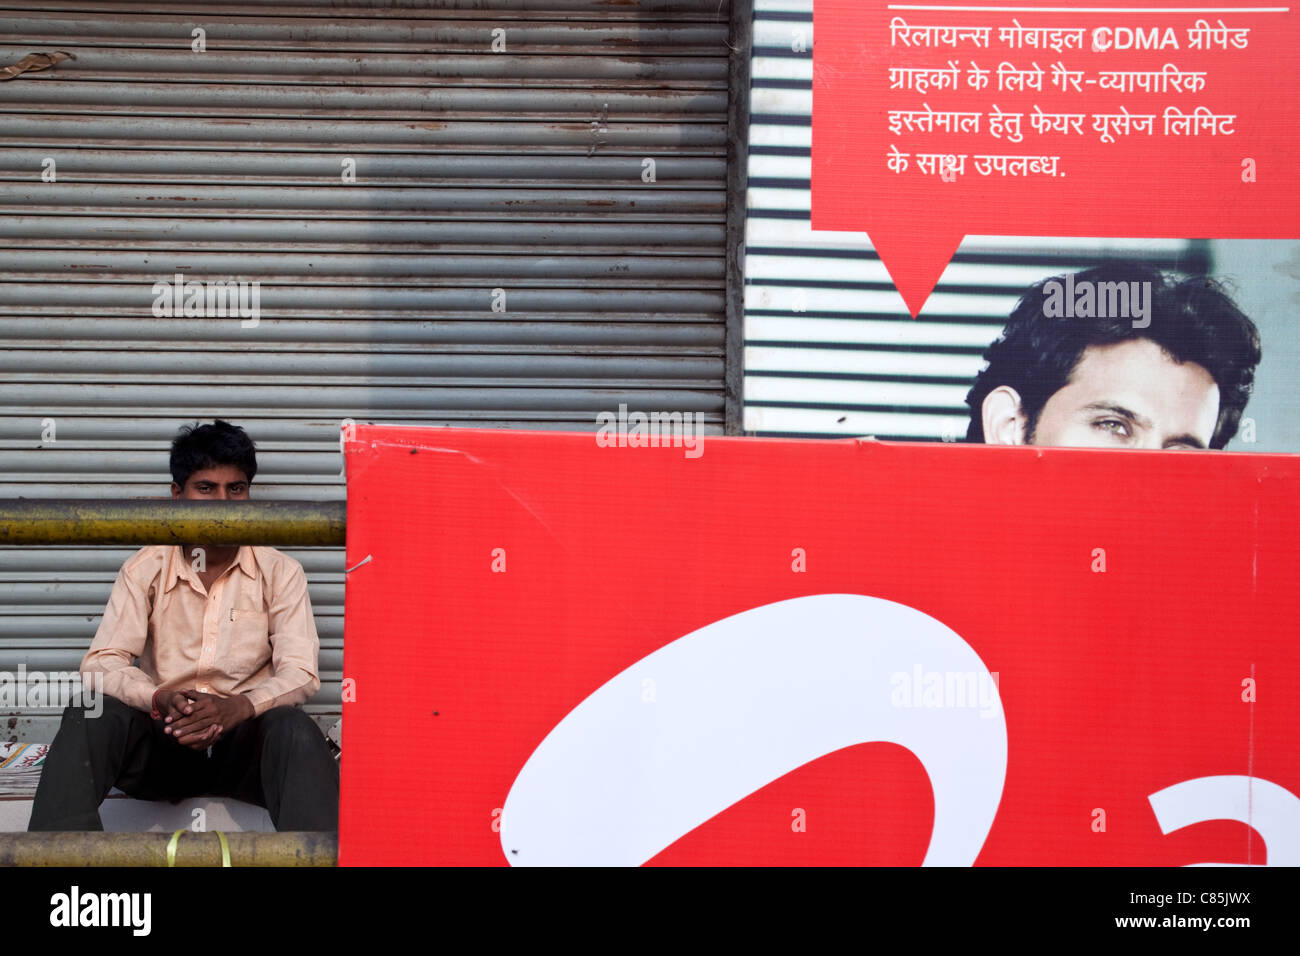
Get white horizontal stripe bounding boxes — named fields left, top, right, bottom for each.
left=746, top=315, right=1003, bottom=347
left=745, top=376, right=970, bottom=407
left=745, top=285, right=1019, bottom=320
left=746, top=255, right=1085, bottom=292
left=963, top=235, right=1194, bottom=253
left=746, top=346, right=984, bottom=378
left=751, top=88, right=814, bottom=116
left=744, top=405, right=968, bottom=438
left=746, top=218, right=869, bottom=247
left=746, top=253, right=892, bottom=282
left=752, top=25, right=814, bottom=50
left=748, top=154, right=811, bottom=180
left=751, top=56, right=813, bottom=82
left=746, top=186, right=812, bottom=211
left=748, top=125, right=812, bottom=148
left=756, top=0, right=814, bottom=13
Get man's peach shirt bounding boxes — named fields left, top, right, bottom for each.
left=82, top=544, right=321, bottom=716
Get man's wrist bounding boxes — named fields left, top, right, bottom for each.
left=226, top=693, right=256, bottom=722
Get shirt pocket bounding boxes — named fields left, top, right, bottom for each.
left=228, top=608, right=272, bottom=679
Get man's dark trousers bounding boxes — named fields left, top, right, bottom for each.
left=28, top=695, right=339, bottom=831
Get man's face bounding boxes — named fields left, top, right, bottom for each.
left=171, top=465, right=251, bottom=500
left=984, top=338, right=1222, bottom=450
left=1030, top=339, right=1220, bottom=449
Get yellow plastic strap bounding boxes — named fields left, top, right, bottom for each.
left=165, top=828, right=184, bottom=867
left=166, top=828, right=231, bottom=867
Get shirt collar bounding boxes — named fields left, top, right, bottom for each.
left=233, top=546, right=257, bottom=580
left=163, top=545, right=256, bottom=592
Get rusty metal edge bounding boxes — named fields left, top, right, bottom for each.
left=0, top=831, right=337, bottom=866
left=0, top=500, right=346, bottom=546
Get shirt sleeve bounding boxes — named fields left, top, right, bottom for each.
left=242, top=557, right=321, bottom=716
left=81, top=561, right=159, bottom=713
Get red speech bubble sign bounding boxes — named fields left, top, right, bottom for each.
left=811, top=0, right=1300, bottom=316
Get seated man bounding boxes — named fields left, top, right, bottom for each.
left=965, top=263, right=1262, bottom=450
left=29, top=420, right=338, bottom=831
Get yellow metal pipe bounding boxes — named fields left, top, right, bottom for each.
left=0, top=831, right=337, bottom=867
left=0, top=500, right=345, bottom=546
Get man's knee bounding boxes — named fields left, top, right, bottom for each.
left=257, top=707, right=327, bottom=751
left=57, top=693, right=138, bottom=734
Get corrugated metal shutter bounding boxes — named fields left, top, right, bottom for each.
left=0, top=0, right=740, bottom=743
left=743, top=0, right=1206, bottom=440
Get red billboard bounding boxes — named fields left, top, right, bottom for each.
left=339, top=425, right=1299, bottom=866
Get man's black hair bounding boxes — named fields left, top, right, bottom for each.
left=170, top=420, right=257, bottom=488
left=964, top=263, right=1261, bottom=449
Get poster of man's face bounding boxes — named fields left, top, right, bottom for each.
left=741, top=236, right=1298, bottom=453
left=965, top=262, right=1261, bottom=451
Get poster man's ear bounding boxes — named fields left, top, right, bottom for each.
left=981, top=387, right=1028, bottom=446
